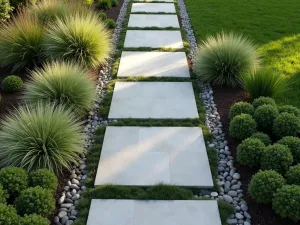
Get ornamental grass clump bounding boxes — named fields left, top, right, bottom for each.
left=43, top=11, right=111, bottom=68
left=24, top=61, right=96, bottom=116
left=0, top=103, right=84, bottom=172
left=194, top=32, right=261, bottom=87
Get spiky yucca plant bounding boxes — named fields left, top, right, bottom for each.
left=24, top=61, right=96, bottom=115
left=0, top=102, right=84, bottom=172
left=194, top=32, right=261, bottom=87
left=0, top=11, right=44, bottom=71
left=43, top=11, right=111, bottom=68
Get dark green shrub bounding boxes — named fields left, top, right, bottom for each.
left=0, top=0, right=13, bottom=22
left=10, top=0, right=37, bottom=7
left=273, top=113, right=300, bottom=138
left=278, top=105, right=300, bottom=117
left=261, top=144, right=293, bottom=174
left=237, top=138, right=265, bottom=168
left=273, top=185, right=300, bottom=221
left=105, top=19, right=116, bottom=29
left=285, top=164, right=300, bottom=185
left=278, top=136, right=300, bottom=164
left=0, top=203, right=20, bottom=225
left=20, top=214, right=50, bottom=225
left=29, top=169, right=58, bottom=192
left=194, top=32, right=261, bottom=87
left=98, top=12, right=107, bottom=21
left=229, top=114, right=257, bottom=140
left=111, top=0, right=118, bottom=7
left=229, top=101, right=254, bottom=120
left=0, top=167, right=28, bottom=198
left=249, top=170, right=285, bottom=204
left=97, top=0, right=112, bottom=9
left=0, top=184, right=8, bottom=204
left=252, top=96, right=276, bottom=109
left=15, top=186, right=55, bottom=217
left=2, top=75, right=23, bottom=92
left=253, top=104, right=279, bottom=132
left=251, top=132, right=271, bottom=145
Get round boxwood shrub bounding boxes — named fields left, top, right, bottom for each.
left=98, top=12, right=107, bottom=21
left=229, top=114, right=257, bottom=140
left=251, top=132, right=271, bottom=146
left=273, top=185, right=300, bottom=221
left=229, top=101, right=254, bottom=120
left=2, top=75, right=23, bottom=92
left=111, top=0, right=118, bottom=6
left=29, top=169, right=58, bottom=193
left=106, top=19, right=116, bottom=29
left=0, top=0, right=13, bottom=22
left=0, top=167, right=28, bottom=198
left=249, top=170, right=285, bottom=204
left=253, top=104, right=279, bottom=132
left=252, top=96, right=276, bottom=109
left=15, top=186, right=55, bottom=217
left=0, top=203, right=20, bottom=225
left=97, top=0, right=112, bottom=9
left=261, top=144, right=293, bottom=174
left=277, top=136, right=300, bottom=164
left=20, top=214, right=50, bottom=225
left=273, top=113, right=300, bottom=138
left=237, top=138, right=265, bottom=168
left=278, top=105, right=300, bottom=117
left=285, top=164, right=300, bottom=185
left=0, top=184, right=8, bottom=204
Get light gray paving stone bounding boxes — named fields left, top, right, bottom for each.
left=87, top=200, right=222, bottom=225
left=94, top=126, right=213, bottom=187
left=134, top=0, right=174, bottom=2
left=108, top=82, right=199, bottom=119
left=124, top=30, right=183, bottom=48
left=117, top=51, right=189, bottom=77
left=128, top=14, right=179, bottom=28
left=131, top=3, right=176, bottom=13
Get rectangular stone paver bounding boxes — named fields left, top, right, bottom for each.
left=128, top=14, right=180, bottom=28
left=108, top=82, right=199, bottom=119
left=124, top=30, right=183, bottom=48
left=134, top=0, right=174, bottom=2
left=87, top=200, right=222, bottom=225
left=131, top=3, right=176, bottom=13
left=94, top=126, right=213, bottom=187
left=117, top=52, right=189, bottom=77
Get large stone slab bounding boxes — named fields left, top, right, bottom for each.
left=124, top=30, right=183, bottom=48
left=128, top=14, right=180, bottom=28
left=87, top=200, right=222, bottom=225
left=117, top=51, right=189, bottom=77
left=131, top=3, right=176, bottom=13
left=108, top=82, right=199, bottom=119
left=134, top=0, right=174, bottom=2
left=94, top=126, right=213, bottom=187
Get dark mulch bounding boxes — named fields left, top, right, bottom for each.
left=96, top=0, right=125, bottom=21
left=213, top=86, right=300, bottom=225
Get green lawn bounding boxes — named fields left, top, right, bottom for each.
left=185, top=0, right=300, bottom=107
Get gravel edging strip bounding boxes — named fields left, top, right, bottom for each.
left=53, top=1, right=130, bottom=224
left=177, top=0, right=252, bottom=224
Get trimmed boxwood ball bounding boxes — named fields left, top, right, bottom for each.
left=97, top=0, right=112, bottom=9
left=15, top=186, right=55, bottom=217
left=106, top=19, right=116, bottom=29
left=273, top=113, right=300, bottom=138
left=273, top=185, right=300, bottom=221
left=237, top=138, right=265, bottom=168
left=0, top=167, right=28, bottom=198
left=229, top=101, right=254, bottom=120
left=261, top=144, right=293, bottom=174
left=278, top=105, right=300, bottom=117
left=277, top=136, right=300, bottom=164
left=229, top=114, right=257, bottom=140
left=2, top=75, right=23, bottom=92
left=111, top=0, right=118, bottom=6
left=251, top=132, right=271, bottom=146
left=98, top=12, right=107, bottom=21
left=285, top=164, right=300, bottom=185
left=253, top=104, right=279, bottom=132
left=20, top=214, right=50, bottom=225
left=249, top=170, right=285, bottom=204
left=0, top=184, right=8, bottom=204
left=0, top=203, right=20, bottom=225
left=252, top=96, right=276, bottom=109
left=29, top=169, right=58, bottom=193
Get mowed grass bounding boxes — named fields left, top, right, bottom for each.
left=185, top=0, right=300, bottom=107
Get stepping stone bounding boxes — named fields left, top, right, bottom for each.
left=128, top=14, right=180, bottom=28
left=134, top=0, right=174, bottom=2
left=117, top=52, right=189, bottom=77
left=131, top=3, right=176, bottom=13
left=108, top=82, right=199, bottom=119
left=87, top=200, right=222, bottom=225
left=124, top=30, right=183, bottom=48
left=94, top=126, right=214, bottom=187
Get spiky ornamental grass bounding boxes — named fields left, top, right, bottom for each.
left=43, top=11, right=111, bottom=68
left=0, top=102, right=84, bottom=173
left=0, top=11, right=44, bottom=72
left=24, top=61, right=96, bottom=116
left=194, top=32, right=261, bottom=87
